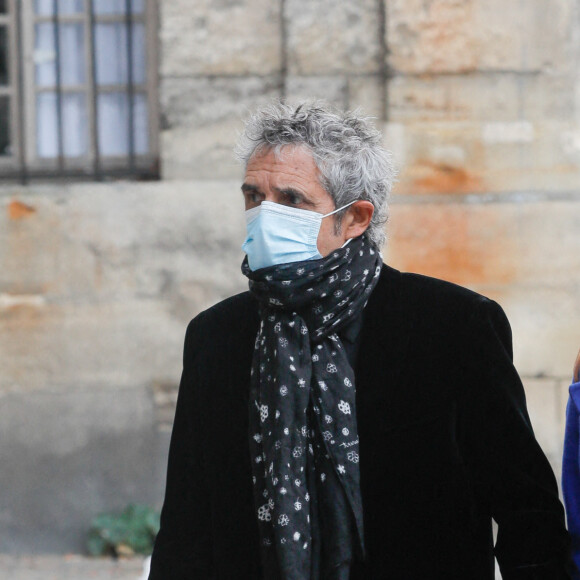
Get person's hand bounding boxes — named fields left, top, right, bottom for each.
left=574, top=348, right=580, bottom=383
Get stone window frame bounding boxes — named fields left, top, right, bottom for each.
left=0, top=0, right=159, bottom=183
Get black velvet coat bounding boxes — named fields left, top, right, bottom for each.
left=149, top=266, right=571, bottom=579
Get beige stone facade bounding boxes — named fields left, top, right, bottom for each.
left=1, top=0, right=579, bottom=552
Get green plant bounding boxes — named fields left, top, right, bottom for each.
left=87, top=503, right=160, bottom=557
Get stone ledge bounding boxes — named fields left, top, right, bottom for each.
left=0, top=555, right=147, bottom=580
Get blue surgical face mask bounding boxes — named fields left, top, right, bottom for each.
left=242, top=200, right=356, bottom=271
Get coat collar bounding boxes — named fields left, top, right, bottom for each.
left=355, top=264, right=416, bottom=429
left=358, top=263, right=411, bottom=368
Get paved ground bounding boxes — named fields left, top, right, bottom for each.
left=0, top=554, right=503, bottom=579
left=0, top=555, right=149, bottom=580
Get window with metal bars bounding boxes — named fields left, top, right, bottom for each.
left=0, top=0, right=158, bottom=182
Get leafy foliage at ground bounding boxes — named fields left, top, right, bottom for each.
left=87, top=504, right=160, bottom=557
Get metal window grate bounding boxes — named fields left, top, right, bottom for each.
left=0, top=0, right=158, bottom=183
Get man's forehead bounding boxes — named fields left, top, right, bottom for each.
left=244, top=146, right=319, bottom=181
left=248, top=144, right=314, bottom=167
left=241, top=146, right=335, bottom=209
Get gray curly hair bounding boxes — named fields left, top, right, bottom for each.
left=234, top=100, right=395, bottom=249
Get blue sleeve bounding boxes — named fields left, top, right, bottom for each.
left=563, top=382, right=580, bottom=579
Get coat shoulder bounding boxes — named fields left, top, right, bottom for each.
left=187, top=291, right=258, bottom=333
left=375, top=266, right=508, bottom=348
left=182, top=291, right=259, bottom=365
left=397, top=269, right=511, bottom=352
left=400, top=270, right=491, bottom=313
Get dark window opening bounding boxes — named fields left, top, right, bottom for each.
left=0, top=0, right=158, bottom=183
left=0, top=95, right=10, bottom=155
left=0, top=25, right=8, bottom=84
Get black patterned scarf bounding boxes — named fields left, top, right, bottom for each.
left=242, top=234, right=383, bottom=580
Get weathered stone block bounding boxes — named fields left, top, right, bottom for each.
left=161, top=76, right=280, bottom=179
left=387, top=0, right=574, bottom=75
left=387, top=121, right=487, bottom=194
left=388, top=74, right=521, bottom=122
left=348, top=75, right=386, bottom=119
left=387, top=0, right=515, bottom=74
left=285, top=0, right=382, bottom=75
left=0, top=195, right=68, bottom=295
left=480, top=122, right=580, bottom=191
left=519, top=74, right=578, bottom=123
left=0, top=300, right=184, bottom=392
left=1, top=182, right=248, bottom=304
left=0, top=388, right=166, bottom=552
left=383, top=122, right=407, bottom=168
left=525, top=0, right=576, bottom=75
left=386, top=201, right=520, bottom=287
left=0, top=181, right=250, bottom=393
left=482, top=122, right=534, bottom=145
left=523, top=378, right=562, bottom=470
left=286, top=75, right=386, bottom=119
left=385, top=120, right=580, bottom=195
left=285, top=76, right=348, bottom=109
left=160, top=0, right=282, bottom=76
left=496, top=285, right=580, bottom=380
left=56, top=181, right=248, bottom=305
left=387, top=199, right=580, bottom=289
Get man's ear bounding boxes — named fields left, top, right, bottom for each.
left=343, top=201, right=374, bottom=239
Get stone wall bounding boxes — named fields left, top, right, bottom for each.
left=0, top=0, right=579, bottom=552
left=387, top=0, right=580, bottom=195
left=159, top=0, right=390, bottom=179
left=0, top=182, right=247, bottom=551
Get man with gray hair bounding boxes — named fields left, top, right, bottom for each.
left=149, top=101, right=570, bottom=579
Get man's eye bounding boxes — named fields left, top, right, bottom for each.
left=287, top=194, right=302, bottom=205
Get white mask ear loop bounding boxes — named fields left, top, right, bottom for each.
left=321, top=200, right=356, bottom=218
